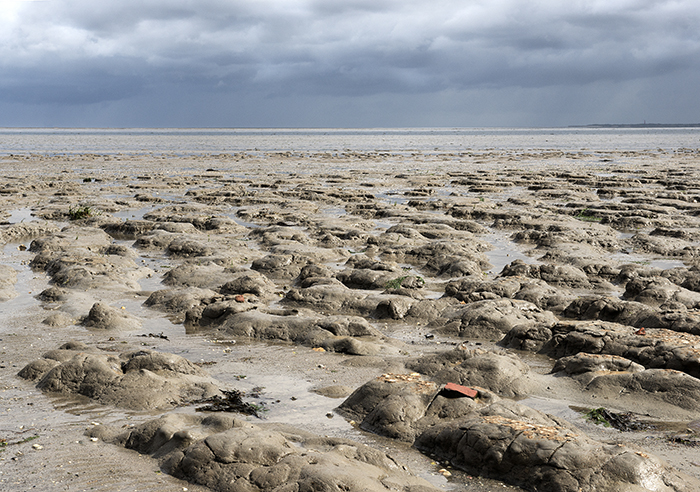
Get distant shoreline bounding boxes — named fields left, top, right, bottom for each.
left=573, top=123, right=700, bottom=128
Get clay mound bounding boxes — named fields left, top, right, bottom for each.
left=284, top=281, right=423, bottom=319
left=407, top=347, right=540, bottom=398
left=338, top=374, right=700, bottom=491
left=510, top=216, right=620, bottom=251
left=382, top=240, right=491, bottom=277
left=219, top=271, right=277, bottom=298
left=144, top=287, right=221, bottom=314
left=0, top=221, right=60, bottom=244
left=29, top=225, right=113, bottom=255
left=545, top=321, right=700, bottom=379
left=101, top=219, right=156, bottom=240
left=218, top=310, right=401, bottom=356
left=161, top=262, right=238, bottom=289
left=82, top=302, right=141, bottom=330
left=415, top=400, right=699, bottom=492
left=623, top=276, right=700, bottom=309
left=434, top=298, right=558, bottom=340
left=336, top=267, right=403, bottom=290
left=503, top=320, right=700, bottom=379
left=552, top=352, right=645, bottom=377
left=562, top=295, right=700, bottom=336
left=444, top=275, right=573, bottom=314
left=88, top=413, right=440, bottom=492
left=252, top=253, right=309, bottom=279
left=585, top=368, right=700, bottom=411
left=553, top=352, right=700, bottom=412
left=337, top=372, right=444, bottom=442
left=27, top=226, right=152, bottom=291
left=499, top=324, right=554, bottom=352
left=143, top=205, right=247, bottom=233
left=500, top=260, right=593, bottom=288
left=18, top=344, right=220, bottom=410
left=166, top=238, right=215, bottom=257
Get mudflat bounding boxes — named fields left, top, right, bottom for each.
left=2, top=148, right=700, bottom=492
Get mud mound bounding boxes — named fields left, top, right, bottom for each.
left=18, top=343, right=220, bottom=410
left=89, top=413, right=439, bottom=492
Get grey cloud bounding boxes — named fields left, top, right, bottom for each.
left=0, top=57, right=146, bottom=105
left=1, top=0, right=700, bottom=125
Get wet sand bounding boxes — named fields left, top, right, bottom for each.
left=2, top=148, right=700, bottom=491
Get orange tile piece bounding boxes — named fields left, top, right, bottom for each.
left=443, top=382, right=478, bottom=398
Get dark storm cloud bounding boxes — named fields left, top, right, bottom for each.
left=1, top=0, right=699, bottom=125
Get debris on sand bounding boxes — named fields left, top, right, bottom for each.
left=194, top=388, right=266, bottom=417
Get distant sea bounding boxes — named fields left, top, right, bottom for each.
left=1, top=127, right=699, bottom=156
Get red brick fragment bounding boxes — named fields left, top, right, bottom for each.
left=443, top=382, right=478, bottom=398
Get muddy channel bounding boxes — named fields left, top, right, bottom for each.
left=1, top=149, right=700, bottom=491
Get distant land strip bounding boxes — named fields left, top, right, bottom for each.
left=572, top=123, right=700, bottom=128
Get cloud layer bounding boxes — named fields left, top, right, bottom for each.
left=1, top=0, right=699, bottom=127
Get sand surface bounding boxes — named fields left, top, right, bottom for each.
left=2, top=149, right=700, bottom=491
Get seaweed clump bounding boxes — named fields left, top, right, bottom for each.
left=585, top=407, right=654, bottom=431
left=194, top=389, right=266, bottom=417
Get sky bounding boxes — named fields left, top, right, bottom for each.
left=0, top=0, right=699, bottom=128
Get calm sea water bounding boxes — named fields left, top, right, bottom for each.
left=0, top=127, right=699, bottom=155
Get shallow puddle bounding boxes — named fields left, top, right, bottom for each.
left=1, top=242, right=49, bottom=330
left=609, top=251, right=687, bottom=270
left=375, top=190, right=410, bottom=205
left=4, top=207, right=35, bottom=224
left=112, top=206, right=154, bottom=221
left=482, top=232, right=537, bottom=275
left=517, top=396, right=590, bottom=424
left=648, top=258, right=687, bottom=269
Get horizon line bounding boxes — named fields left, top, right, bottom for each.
left=2, top=123, right=700, bottom=130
